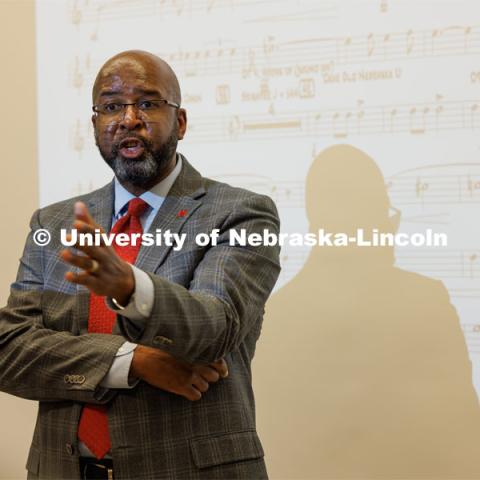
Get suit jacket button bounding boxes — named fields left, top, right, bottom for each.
left=64, top=375, right=71, bottom=384
left=154, top=335, right=173, bottom=345
left=77, top=375, right=86, bottom=384
left=65, top=443, right=74, bottom=455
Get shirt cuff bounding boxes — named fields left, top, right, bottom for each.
left=106, top=265, right=154, bottom=320
left=99, top=341, right=138, bottom=389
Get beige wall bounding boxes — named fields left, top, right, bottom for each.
left=0, top=0, right=38, bottom=478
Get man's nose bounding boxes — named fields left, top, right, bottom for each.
left=118, top=104, right=143, bottom=130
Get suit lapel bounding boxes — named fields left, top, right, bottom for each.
left=135, top=156, right=206, bottom=273
left=74, top=157, right=205, bottom=333
left=86, top=182, right=115, bottom=234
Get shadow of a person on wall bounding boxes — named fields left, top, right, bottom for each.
left=254, top=144, right=480, bottom=479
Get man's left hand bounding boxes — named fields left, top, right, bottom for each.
left=60, top=201, right=134, bottom=305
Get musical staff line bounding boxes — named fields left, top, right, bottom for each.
left=69, top=97, right=480, bottom=144
left=160, top=25, right=480, bottom=77
left=68, top=24, right=480, bottom=81
left=277, top=246, right=480, bottom=282
left=178, top=97, right=480, bottom=141
left=70, top=0, right=337, bottom=25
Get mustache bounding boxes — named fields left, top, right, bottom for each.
left=111, top=135, right=153, bottom=155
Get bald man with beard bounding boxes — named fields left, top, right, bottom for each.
left=0, top=50, right=280, bottom=480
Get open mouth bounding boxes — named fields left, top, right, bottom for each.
left=118, top=137, right=145, bottom=159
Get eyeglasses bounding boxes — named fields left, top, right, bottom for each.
left=92, top=99, right=180, bottom=118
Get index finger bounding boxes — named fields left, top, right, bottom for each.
left=74, top=201, right=103, bottom=232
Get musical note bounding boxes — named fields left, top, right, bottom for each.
left=367, top=32, right=375, bottom=57
left=69, top=96, right=480, bottom=145
left=332, top=111, right=351, bottom=138
left=389, top=164, right=480, bottom=207
left=356, top=100, right=365, bottom=134
left=227, top=115, right=242, bottom=140
left=242, top=48, right=258, bottom=78
left=72, top=57, right=83, bottom=90
left=435, top=95, right=444, bottom=132
left=467, top=176, right=480, bottom=197
left=216, top=84, right=230, bottom=105
left=340, top=36, right=352, bottom=64
left=299, top=78, right=315, bottom=99
left=71, top=0, right=82, bottom=25
left=409, top=106, right=430, bottom=135
left=387, top=107, right=397, bottom=133
left=67, top=23, right=480, bottom=83
left=406, top=29, right=415, bottom=55
left=382, top=33, right=391, bottom=60
left=72, top=120, right=85, bottom=154
left=263, top=36, right=277, bottom=58
left=470, top=103, right=480, bottom=129
left=463, top=25, right=472, bottom=52
left=172, top=0, right=185, bottom=16
left=275, top=245, right=480, bottom=287
left=468, top=253, right=478, bottom=279
left=431, top=28, right=440, bottom=54
left=415, top=177, right=429, bottom=201
left=206, top=0, right=216, bottom=13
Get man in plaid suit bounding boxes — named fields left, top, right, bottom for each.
left=0, top=50, right=280, bottom=479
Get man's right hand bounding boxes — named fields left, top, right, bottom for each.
left=130, top=345, right=228, bottom=401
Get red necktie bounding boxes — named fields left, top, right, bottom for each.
left=78, top=198, right=149, bottom=459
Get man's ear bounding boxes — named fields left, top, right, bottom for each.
left=92, top=114, right=96, bottom=129
left=177, top=108, right=187, bottom=140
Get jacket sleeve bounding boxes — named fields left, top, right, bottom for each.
left=0, top=209, right=125, bottom=403
left=117, top=194, right=282, bottom=364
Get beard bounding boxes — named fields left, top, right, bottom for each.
left=97, top=130, right=178, bottom=188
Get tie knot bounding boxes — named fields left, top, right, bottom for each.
left=128, top=198, right=149, bottom=217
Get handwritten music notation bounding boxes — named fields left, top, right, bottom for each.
left=215, top=168, right=480, bottom=208
left=388, top=165, right=480, bottom=207
left=69, top=119, right=93, bottom=153
left=460, top=320, right=480, bottom=354
left=184, top=96, right=480, bottom=142
left=243, top=4, right=337, bottom=24
left=277, top=246, right=480, bottom=283
left=211, top=174, right=304, bottom=208
left=68, top=24, right=480, bottom=80
left=71, top=119, right=86, bottom=153
left=69, top=96, right=480, bottom=144
left=66, top=114, right=480, bottom=205
left=165, top=25, right=480, bottom=78
left=64, top=142, right=480, bottom=209
left=396, top=249, right=480, bottom=281
left=450, top=288, right=480, bottom=300
left=69, top=0, right=337, bottom=25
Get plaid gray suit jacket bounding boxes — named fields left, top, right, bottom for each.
left=0, top=156, right=281, bottom=479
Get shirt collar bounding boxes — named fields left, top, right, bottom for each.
left=114, top=154, right=183, bottom=217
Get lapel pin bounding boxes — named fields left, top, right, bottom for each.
left=176, top=209, right=188, bottom=218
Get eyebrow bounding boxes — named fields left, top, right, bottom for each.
left=98, top=88, right=165, bottom=98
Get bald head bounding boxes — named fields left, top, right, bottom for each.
left=91, top=50, right=188, bottom=195
left=92, top=50, right=181, bottom=105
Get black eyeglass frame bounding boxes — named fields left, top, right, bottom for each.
left=92, top=98, right=181, bottom=115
